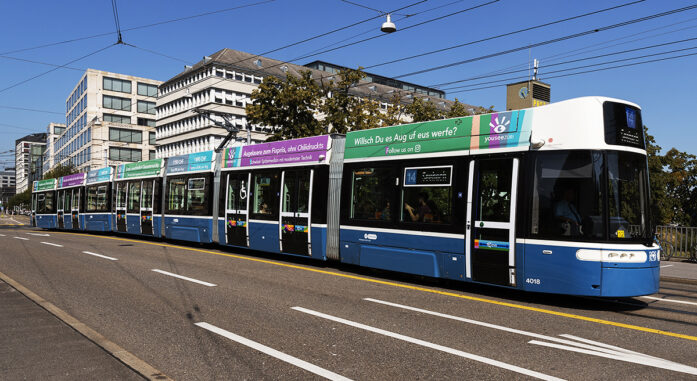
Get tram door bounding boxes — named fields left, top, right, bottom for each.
left=31, top=194, right=36, bottom=227
left=466, top=158, right=518, bottom=286
left=225, top=173, right=249, bottom=247
left=280, top=169, right=312, bottom=256
left=71, top=188, right=81, bottom=230
left=57, top=190, right=65, bottom=229
left=115, top=182, right=127, bottom=232
left=141, top=180, right=154, bottom=235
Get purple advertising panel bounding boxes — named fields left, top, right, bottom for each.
left=222, top=135, right=330, bottom=168
left=59, top=173, right=86, bottom=188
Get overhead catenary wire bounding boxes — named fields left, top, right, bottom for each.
left=392, top=3, right=697, bottom=79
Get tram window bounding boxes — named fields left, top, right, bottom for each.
left=529, top=151, right=604, bottom=240
left=476, top=161, right=511, bottom=223
left=116, top=184, right=127, bottom=209
left=64, top=191, right=71, bottom=211
left=97, top=185, right=108, bottom=211
left=349, top=167, right=395, bottom=221
left=87, top=186, right=98, bottom=212
left=607, top=151, right=649, bottom=240
left=402, top=187, right=452, bottom=224
left=227, top=175, right=248, bottom=212
left=186, top=177, right=208, bottom=214
left=252, top=172, right=279, bottom=219
left=128, top=181, right=141, bottom=213
left=142, top=181, right=154, bottom=209
left=72, top=189, right=81, bottom=211
left=166, top=178, right=186, bottom=213
left=37, top=194, right=45, bottom=213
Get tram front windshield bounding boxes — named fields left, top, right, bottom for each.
left=529, top=150, right=651, bottom=243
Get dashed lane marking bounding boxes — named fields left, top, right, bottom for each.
left=47, top=230, right=697, bottom=342
left=82, top=251, right=118, bottom=261
left=13, top=236, right=29, bottom=240
left=641, top=295, right=697, bottom=307
left=292, top=307, right=563, bottom=381
left=196, top=322, right=351, bottom=381
left=152, top=269, right=216, bottom=287
left=40, top=242, right=63, bottom=247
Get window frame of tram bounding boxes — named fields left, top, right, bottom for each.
left=249, top=170, right=280, bottom=221
left=37, top=191, right=56, bottom=214
left=165, top=173, right=213, bottom=216
left=86, top=184, right=112, bottom=212
left=525, top=150, right=650, bottom=243
left=340, top=158, right=466, bottom=234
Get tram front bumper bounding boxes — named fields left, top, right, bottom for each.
left=600, top=265, right=660, bottom=297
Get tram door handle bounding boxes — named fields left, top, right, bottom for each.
left=466, top=222, right=471, bottom=231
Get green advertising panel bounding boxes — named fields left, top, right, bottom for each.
left=33, top=178, right=57, bottom=191
left=345, top=110, right=531, bottom=159
left=115, top=159, right=163, bottom=179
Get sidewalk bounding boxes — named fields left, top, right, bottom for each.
left=660, top=259, right=697, bottom=284
left=0, top=278, right=146, bottom=380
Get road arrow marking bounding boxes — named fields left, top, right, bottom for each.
left=364, top=298, right=697, bottom=376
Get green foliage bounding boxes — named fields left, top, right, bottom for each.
left=404, top=97, right=443, bottom=122
left=7, top=189, right=30, bottom=211
left=42, top=164, right=78, bottom=180
left=246, top=70, right=324, bottom=140
left=445, top=98, right=471, bottom=118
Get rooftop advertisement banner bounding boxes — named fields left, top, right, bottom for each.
left=33, top=178, right=57, bottom=192
left=116, top=159, right=163, bottom=180
left=222, top=135, right=330, bottom=168
left=344, top=110, right=531, bottom=159
left=58, top=173, right=86, bottom=188
left=166, top=151, right=214, bottom=174
left=86, top=167, right=113, bottom=184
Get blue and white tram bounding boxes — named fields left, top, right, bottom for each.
left=162, top=151, right=216, bottom=243
left=214, top=135, right=340, bottom=259
left=55, top=173, right=87, bottom=230
left=113, top=159, right=165, bottom=237
left=33, top=178, right=58, bottom=229
left=83, top=167, right=114, bottom=232
left=31, top=97, right=659, bottom=297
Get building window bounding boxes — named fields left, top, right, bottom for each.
left=109, top=147, right=141, bottom=162
left=103, top=95, right=131, bottom=111
left=103, top=77, right=132, bottom=93
left=104, top=113, right=131, bottom=124
left=137, top=100, right=156, bottom=115
left=137, top=82, right=158, bottom=97
left=149, top=132, right=156, bottom=145
left=109, top=127, right=142, bottom=143
left=149, top=150, right=156, bottom=160
left=137, top=118, right=155, bottom=127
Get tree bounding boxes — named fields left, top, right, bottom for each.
left=405, top=97, right=443, bottom=122
left=246, top=70, right=324, bottom=140
left=662, top=147, right=697, bottom=225
left=7, top=189, right=30, bottom=211
left=319, top=67, right=370, bottom=134
left=445, top=98, right=471, bottom=118
left=42, top=164, right=77, bottom=180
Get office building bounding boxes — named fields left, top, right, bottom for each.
left=0, top=167, right=15, bottom=207
left=156, top=48, right=457, bottom=158
left=15, top=133, right=46, bottom=193
left=42, top=122, right=66, bottom=174
left=53, top=69, right=162, bottom=173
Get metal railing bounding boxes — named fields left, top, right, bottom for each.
left=655, top=225, right=697, bottom=262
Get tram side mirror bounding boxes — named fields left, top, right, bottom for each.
left=318, top=154, right=325, bottom=161
left=530, top=137, right=545, bottom=149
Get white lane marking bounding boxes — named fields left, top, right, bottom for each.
left=26, top=232, right=50, bottom=236
left=41, top=242, right=63, bottom=247
left=195, top=322, right=351, bottom=381
left=292, top=306, right=563, bottom=381
left=641, top=295, right=697, bottom=307
left=82, top=251, right=118, bottom=261
left=151, top=269, right=216, bottom=287
left=0, top=233, right=5, bottom=236
left=13, top=236, right=29, bottom=240
left=364, top=298, right=697, bottom=376
left=660, top=264, right=674, bottom=268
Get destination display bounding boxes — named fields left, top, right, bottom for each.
left=58, top=173, right=86, bottom=188
left=86, top=167, right=113, bottom=184
left=116, top=159, right=163, bottom=179
left=404, top=166, right=452, bottom=187
left=222, top=135, right=330, bottom=168
left=603, top=102, right=644, bottom=149
left=344, top=110, right=532, bottom=159
left=166, top=151, right=214, bottom=174
left=33, top=178, right=57, bottom=192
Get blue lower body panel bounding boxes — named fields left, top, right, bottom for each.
left=249, top=222, right=279, bottom=253
left=601, top=266, right=660, bottom=297
left=35, top=214, right=57, bottom=229
left=164, top=216, right=212, bottom=243
left=84, top=214, right=112, bottom=232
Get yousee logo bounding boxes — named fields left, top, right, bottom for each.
left=490, top=115, right=510, bottom=134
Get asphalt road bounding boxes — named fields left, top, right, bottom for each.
left=1, top=218, right=696, bottom=380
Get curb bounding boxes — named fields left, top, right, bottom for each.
left=660, top=276, right=697, bottom=286
left=0, top=271, right=172, bottom=381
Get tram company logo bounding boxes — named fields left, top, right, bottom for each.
left=490, top=115, right=510, bottom=134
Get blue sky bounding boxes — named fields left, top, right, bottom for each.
left=1, top=0, right=696, bottom=169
